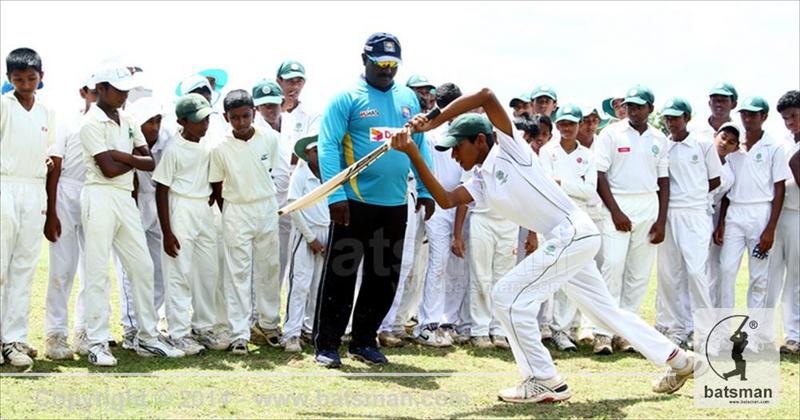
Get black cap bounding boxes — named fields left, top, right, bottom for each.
left=363, top=32, right=402, bottom=61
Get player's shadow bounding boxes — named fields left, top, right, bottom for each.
left=446, top=395, right=678, bottom=418
left=337, top=361, right=454, bottom=391
left=461, top=346, right=516, bottom=361
left=556, top=343, right=646, bottom=363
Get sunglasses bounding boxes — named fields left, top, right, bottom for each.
left=367, top=56, right=399, bottom=69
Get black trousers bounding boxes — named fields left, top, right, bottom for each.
left=313, top=200, right=407, bottom=350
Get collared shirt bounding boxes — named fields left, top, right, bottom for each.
left=289, top=101, right=320, bottom=141
left=79, top=104, right=146, bottom=191
left=255, top=115, right=294, bottom=195
left=539, top=141, right=598, bottom=207
left=781, top=137, right=799, bottom=211
left=209, top=126, right=279, bottom=204
left=594, top=120, right=669, bottom=194
left=135, top=127, right=172, bottom=195
left=463, top=128, right=578, bottom=235
left=1, top=92, right=56, bottom=180
left=288, top=162, right=330, bottom=228
left=318, top=77, right=433, bottom=206
left=152, top=132, right=212, bottom=199
left=51, top=109, right=87, bottom=183
left=666, top=132, right=722, bottom=210
left=725, top=131, right=791, bottom=204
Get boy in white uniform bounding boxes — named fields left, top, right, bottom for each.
left=656, top=98, right=721, bottom=348
left=153, top=94, right=224, bottom=355
left=539, top=105, right=598, bottom=352
left=708, top=123, right=740, bottom=307
left=43, top=81, right=96, bottom=360
left=594, top=85, right=669, bottom=354
left=714, top=96, right=790, bottom=309
left=282, top=131, right=330, bottom=352
left=79, top=64, right=183, bottom=366
left=209, top=90, right=281, bottom=355
left=1, top=48, right=55, bottom=367
left=392, top=87, right=701, bottom=403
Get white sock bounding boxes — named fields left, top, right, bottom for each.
left=667, top=348, right=688, bottom=370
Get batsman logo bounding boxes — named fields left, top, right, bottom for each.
left=693, top=309, right=779, bottom=408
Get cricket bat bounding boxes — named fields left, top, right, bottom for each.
left=278, top=108, right=440, bottom=216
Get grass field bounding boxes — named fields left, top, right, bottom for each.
left=1, top=245, right=798, bottom=419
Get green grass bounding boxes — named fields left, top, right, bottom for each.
left=1, top=245, right=798, bottom=418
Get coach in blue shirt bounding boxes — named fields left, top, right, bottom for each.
left=314, top=32, right=434, bottom=367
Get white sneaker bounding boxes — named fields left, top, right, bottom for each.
left=498, top=376, right=571, bottom=403
left=593, top=334, right=613, bottom=355
left=72, top=330, right=90, bottom=355
left=540, top=325, right=553, bottom=340
left=492, top=335, right=511, bottom=350
left=135, top=337, right=185, bottom=358
left=551, top=330, right=577, bottom=352
left=168, top=336, right=205, bottom=356
left=415, top=326, right=452, bottom=347
left=88, top=343, right=117, bottom=367
left=229, top=338, right=249, bottom=355
left=284, top=336, right=302, bottom=353
left=653, top=351, right=705, bottom=394
left=45, top=333, right=74, bottom=360
left=121, top=330, right=137, bottom=350
left=193, top=329, right=230, bottom=351
left=577, top=328, right=594, bottom=346
left=2, top=342, right=34, bottom=367
left=471, top=336, right=494, bottom=349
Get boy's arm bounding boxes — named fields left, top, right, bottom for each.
left=44, top=156, right=62, bottom=242
left=791, top=150, right=800, bottom=185
left=409, top=88, right=513, bottom=139
left=411, top=132, right=436, bottom=220
left=597, top=172, right=631, bottom=232
left=210, top=182, right=224, bottom=211
left=109, top=145, right=156, bottom=171
left=758, top=181, right=785, bottom=252
left=452, top=204, right=468, bottom=258
left=713, top=196, right=730, bottom=246
left=155, top=182, right=180, bottom=258
left=649, top=177, right=669, bottom=244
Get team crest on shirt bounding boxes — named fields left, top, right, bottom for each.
left=360, top=108, right=380, bottom=118
left=401, top=106, right=411, bottom=119
left=128, top=127, right=134, bottom=139
left=495, top=170, right=509, bottom=185
left=544, top=244, right=556, bottom=255
left=692, top=154, right=699, bottom=163
left=576, top=156, right=584, bottom=164
left=651, top=145, right=660, bottom=156
left=755, top=152, right=763, bottom=162
left=261, top=153, right=269, bottom=161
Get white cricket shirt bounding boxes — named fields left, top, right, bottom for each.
left=80, top=104, right=146, bottom=191
left=725, top=131, right=791, bottom=205
left=594, top=120, right=669, bottom=194
left=0, top=92, right=56, bottom=181
left=209, top=126, right=279, bottom=204
left=152, top=133, right=212, bottom=199
left=666, top=132, right=723, bottom=210
left=50, top=109, right=87, bottom=183
left=539, top=141, right=598, bottom=208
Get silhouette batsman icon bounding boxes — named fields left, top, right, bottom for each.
left=722, top=331, right=748, bottom=381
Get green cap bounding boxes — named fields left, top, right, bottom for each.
left=277, top=60, right=306, bottom=80
left=709, top=82, right=738, bottom=101
left=531, top=85, right=557, bottom=101
left=623, top=85, right=655, bottom=106
left=509, top=92, right=532, bottom=107
left=661, top=97, right=693, bottom=117
left=252, top=79, right=284, bottom=106
left=555, top=104, right=583, bottom=123
left=175, top=93, right=213, bottom=122
left=738, top=96, right=769, bottom=113
left=435, top=113, right=492, bottom=151
left=406, top=74, right=435, bottom=89
left=294, top=134, right=319, bottom=162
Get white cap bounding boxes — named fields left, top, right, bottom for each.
left=90, top=64, right=139, bottom=91
left=127, top=97, right=163, bottom=127
left=177, top=74, right=212, bottom=97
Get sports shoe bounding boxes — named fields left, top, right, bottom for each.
left=780, top=340, right=800, bottom=354
left=666, top=334, right=684, bottom=348
left=250, top=324, right=282, bottom=347
left=378, top=331, right=406, bottom=348
left=540, top=325, right=553, bottom=341
left=15, top=342, right=38, bottom=358
left=471, top=336, right=494, bottom=349
left=135, top=337, right=185, bottom=358
left=551, top=330, right=577, bottom=352
left=347, top=346, right=388, bottom=365
left=45, top=333, right=74, bottom=360
left=315, top=349, right=342, bottom=368
left=193, top=329, right=230, bottom=351
left=415, top=326, right=452, bottom=347
left=121, top=330, right=137, bottom=350
left=498, top=376, right=571, bottom=403
left=453, top=329, right=472, bottom=345
left=88, top=343, right=117, bottom=367
left=593, top=334, right=613, bottom=355
left=284, top=336, right=302, bottom=353
left=229, top=338, right=249, bottom=355
left=577, top=328, right=594, bottom=346
left=2, top=342, right=34, bottom=367
left=168, top=336, right=205, bottom=356
left=613, top=336, right=635, bottom=353
left=72, top=330, right=90, bottom=355
left=391, top=329, right=412, bottom=340
left=492, top=335, right=511, bottom=350
left=653, top=351, right=704, bottom=394
left=0, top=343, right=4, bottom=365
left=300, top=331, right=314, bottom=346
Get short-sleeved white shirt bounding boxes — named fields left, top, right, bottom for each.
left=0, top=92, right=56, bottom=181
left=725, top=131, right=791, bottom=205
left=463, top=128, right=578, bottom=235
left=710, top=163, right=735, bottom=209
left=667, top=132, right=723, bottom=210
left=539, top=141, right=598, bottom=207
left=135, top=130, right=171, bottom=195
left=79, top=104, right=146, bottom=191
left=595, top=120, right=669, bottom=194
left=288, top=162, right=330, bottom=227
left=50, top=109, right=87, bottom=183
left=781, top=138, right=799, bottom=211
left=255, top=115, right=294, bottom=194
left=152, top=133, right=212, bottom=199
left=289, top=101, right=320, bottom=141
left=208, top=126, right=279, bottom=204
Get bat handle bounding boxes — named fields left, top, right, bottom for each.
left=425, top=107, right=441, bottom=120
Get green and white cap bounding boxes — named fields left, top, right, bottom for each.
left=509, top=92, right=532, bottom=107
left=175, top=93, right=213, bottom=122
left=406, top=74, right=435, bottom=89
left=435, top=113, right=493, bottom=151
left=738, top=96, right=769, bottom=113
left=623, top=85, right=655, bottom=105
left=709, top=82, right=738, bottom=101
left=554, top=104, right=583, bottom=123
left=277, top=60, right=306, bottom=80
left=661, top=97, right=692, bottom=117
left=252, top=79, right=284, bottom=106
left=531, top=85, right=557, bottom=101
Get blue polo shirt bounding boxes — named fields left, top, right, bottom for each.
left=318, top=77, right=433, bottom=206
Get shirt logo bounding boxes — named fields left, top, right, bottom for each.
left=128, top=128, right=134, bottom=139
left=369, top=127, right=402, bottom=142
left=692, top=154, right=699, bottom=163
left=543, top=244, right=556, bottom=255
left=755, top=152, right=763, bottom=162
left=651, top=145, right=660, bottom=156
left=495, top=170, right=509, bottom=185
left=617, top=147, right=631, bottom=153
left=261, top=154, right=269, bottom=161
left=576, top=156, right=583, bottom=164
left=401, top=106, right=411, bottom=119
left=360, top=109, right=379, bottom=118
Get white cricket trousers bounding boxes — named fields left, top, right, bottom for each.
left=45, top=180, right=87, bottom=336
left=81, top=185, right=159, bottom=345
left=0, top=179, right=46, bottom=343
left=163, top=195, right=220, bottom=338
left=656, top=208, right=714, bottom=340
left=492, top=211, right=677, bottom=380
left=599, top=193, right=658, bottom=320
left=468, top=212, right=517, bottom=336
left=707, top=206, right=724, bottom=308
left=277, top=188, right=291, bottom=283
left=768, top=209, right=799, bottom=342
left=222, top=198, right=280, bottom=341
left=719, top=203, right=772, bottom=309
left=283, top=225, right=329, bottom=340
left=416, top=208, right=456, bottom=332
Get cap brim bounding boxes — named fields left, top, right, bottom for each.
left=662, top=109, right=686, bottom=117
left=253, top=96, right=283, bottom=106
left=408, top=82, right=435, bottom=89
left=186, top=107, right=214, bottom=123
left=294, top=135, right=318, bottom=162
left=709, top=89, right=734, bottom=97
left=369, top=55, right=402, bottom=63
left=555, top=115, right=581, bottom=123
left=602, top=97, right=617, bottom=118
left=623, top=97, right=647, bottom=105
left=533, top=93, right=556, bottom=101
left=738, top=105, right=765, bottom=112
left=434, top=135, right=461, bottom=151
left=198, top=69, right=228, bottom=91
left=108, top=78, right=139, bottom=92
left=279, top=71, right=305, bottom=80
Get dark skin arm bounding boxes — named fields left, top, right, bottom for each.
left=758, top=181, right=785, bottom=252
left=649, top=177, right=669, bottom=244
left=597, top=172, right=632, bottom=232
left=211, top=182, right=224, bottom=211
left=713, top=196, right=730, bottom=246
left=44, top=156, right=62, bottom=242
left=708, top=177, right=721, bottom=192
left=452, top=204, right=468, bottom=258
left=155, top=183, right=180, bottom=258
left=791, top=150, right=800, bottom=186
left=416, top=197, right=435, bottom=221
left=93, top=146, right=154, bottom=178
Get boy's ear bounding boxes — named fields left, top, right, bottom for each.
left=685, top=114, right=692, bottom=123
left=223, top=113, right=230, bottom=123
left=39, top=71, right=44, bottom=82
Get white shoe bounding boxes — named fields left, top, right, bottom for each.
left=229, top=338, right=249, bottom=355
left=284, top=336, right=302, bottom=353
left=45, top=333, right=74, bottom=360
left=72, top=330, right=90, bottom=356
left=193, top=329, right=230, bottom=351
left=88, top=343, right=117, bottom=367
left=470, top=336, right=494, bottom=349
left=540, top=325, right=553, bottom=340
left=415, top=327, right=452, bottom=347
left=552, top=330, right=577, bottom=352
left=653, top=351, right=705, bottom=394
left=168, top=336, right=205, bottom=356
left=577, top=328, right=594, bottom=346
left=2, top=342, right=34, bottom=367
left=593, top=334, right=613, bottom=355
left=491, top=335, right=511, bottom=350
left=121, top=330, right=137, bottom=350
left=135, top=337, right=185, bottom=358
left=498, top=376, right=571, bottom=403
